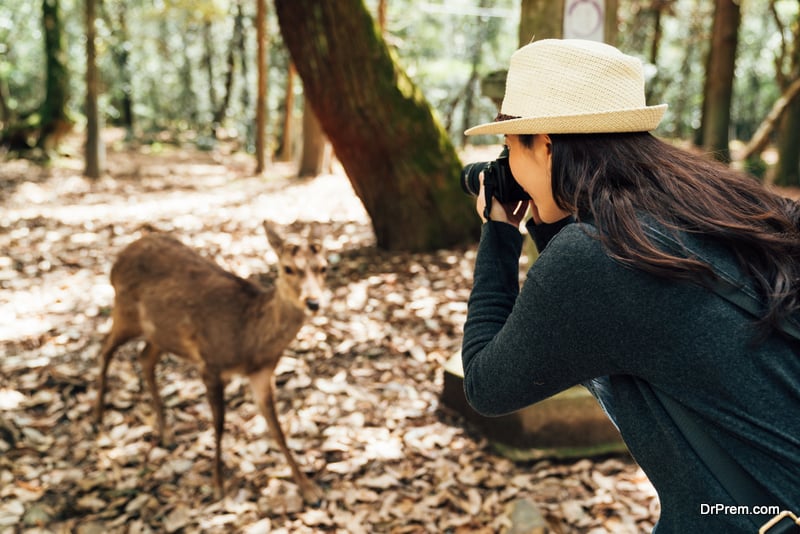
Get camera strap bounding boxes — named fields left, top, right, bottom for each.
left=482, top=180, right=496, bottom=221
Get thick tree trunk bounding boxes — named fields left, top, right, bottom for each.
left=519, top=0, right=562, bottom=44
left=85, top=0, right=102, bottom=178
left=699, top=0, right=740, bottom=163
left=274, top=0, right=478, bottom=251
left=279, top=62, right=296, bottom=162
left=298, top=96, right=327, bottom=177
left=773, top=94, right=800, bottom=186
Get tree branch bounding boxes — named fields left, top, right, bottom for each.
left=733, top=77, right=800, bottom=162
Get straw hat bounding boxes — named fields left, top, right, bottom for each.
left=465, top=39, right=667, bottom=136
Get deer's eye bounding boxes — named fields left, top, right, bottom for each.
left=283, top=266, right=295, bottom=275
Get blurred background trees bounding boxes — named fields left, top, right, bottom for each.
left=1, top=0, right=799, bottom=246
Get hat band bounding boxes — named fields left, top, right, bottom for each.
left=495, top=113, right=521, bottom=122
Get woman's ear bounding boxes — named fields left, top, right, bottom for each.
left=542, top=134, right=552, bottom=155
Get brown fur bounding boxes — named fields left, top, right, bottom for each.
left=94, top=222, right=326, bottom=503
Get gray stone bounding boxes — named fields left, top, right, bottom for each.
left=442, top=352, right=626, bottom=459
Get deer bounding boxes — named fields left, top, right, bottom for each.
left=93, top=221, right=326, bottom=503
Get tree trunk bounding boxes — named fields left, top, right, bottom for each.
left=773, top=97, right=800, bottom=186
left=699, top=0, right=740, bottom=163
left=255, top=0, right=268, bottom=174
left=279, top=62, right=296, bottom=162
left=298, top=95, right=327, bottom=177
left=670, top=0, right=706, bottom=139
left=85, top=0, right=102, bottom=178
left=770, top=1, right=800, bottom=186
left=38, top=0, right=73, bottom=153
left=213, top=0, right=244, bottom=138
left=99, top=0, right=134, bottom=136
left=178, top=28, right=199, bottom=128
left=0, top=66, right=10, bottom=126
left=274, top=0, right=478, bottom=251
left=644, top=0, right=669, bottom=103
left=237, top=0, right=253, bottom=151
left=202, top=20, right=217, bottom=136
left=519, top=0, right=563, bottom=44
left=377, top=0, right=387, bottom=32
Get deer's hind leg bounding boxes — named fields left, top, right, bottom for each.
left=94, top=307, right=141, bottom=424
left=138, top=342, right=169, bottom=445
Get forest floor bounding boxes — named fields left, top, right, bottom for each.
left=1, top=131, right=660, bottom=533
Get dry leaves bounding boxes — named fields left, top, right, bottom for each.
left=1, top=137, right=658, bottom=533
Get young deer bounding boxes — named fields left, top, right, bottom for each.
left=94, top=221, right=326, bottom=503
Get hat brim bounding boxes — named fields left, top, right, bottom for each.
left=464, top=104, right=668, bottom=136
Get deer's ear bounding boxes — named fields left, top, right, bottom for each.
left=307, top=224, right=324, bottom=253
left=263, top=221, right=284, bottom=251
left=309, top=223, right=324, bottom=241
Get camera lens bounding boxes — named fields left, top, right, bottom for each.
left=460, top=162, right=485, bottom=197
left=459, top=147, right=529, bottom=204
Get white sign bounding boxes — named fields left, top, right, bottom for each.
left=564, top=0, right=605, bottom=42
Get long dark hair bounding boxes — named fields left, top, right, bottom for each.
left=545, top=132, right=800, bottom=332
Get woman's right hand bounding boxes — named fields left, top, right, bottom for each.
left=476, top=172, right=531, bottom=228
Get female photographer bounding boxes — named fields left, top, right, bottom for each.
left=461, top=39, right=800, bottom=533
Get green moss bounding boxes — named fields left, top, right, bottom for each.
left=492, top=441, right=630, bottom=463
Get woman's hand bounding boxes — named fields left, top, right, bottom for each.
left=476, top=172, right=532, bottom=228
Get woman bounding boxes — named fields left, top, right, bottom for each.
left=461, top=39, right=800, bottom=533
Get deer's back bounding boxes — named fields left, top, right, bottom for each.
left=113, top=233, right=228, bottom=283
left=110, top=234, right=283, bottom=369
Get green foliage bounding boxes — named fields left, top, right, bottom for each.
left=0, top=0, right=797, bottom=152
left=617, top=0, right=798, bottom=143
left=0, top=0, right=47, bottom=117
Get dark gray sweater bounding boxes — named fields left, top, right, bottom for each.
left=462, top=220, right=800, bottom=533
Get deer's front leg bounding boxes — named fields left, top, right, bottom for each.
left=249, top=366, right=322, bottom=505
left=203, top=370, right=226, bottom=500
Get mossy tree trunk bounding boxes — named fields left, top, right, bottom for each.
left=274, top=0, right=479, bottom=251
left=38, top=0, right=73, bottom=153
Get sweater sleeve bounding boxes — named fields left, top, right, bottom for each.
left=461, top=221, right=624, bottom=416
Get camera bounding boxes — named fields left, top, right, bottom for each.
left=460, top=146, right=530, bottom=204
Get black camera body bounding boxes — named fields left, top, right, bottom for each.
left=460, top=146, right=530, bottom=204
